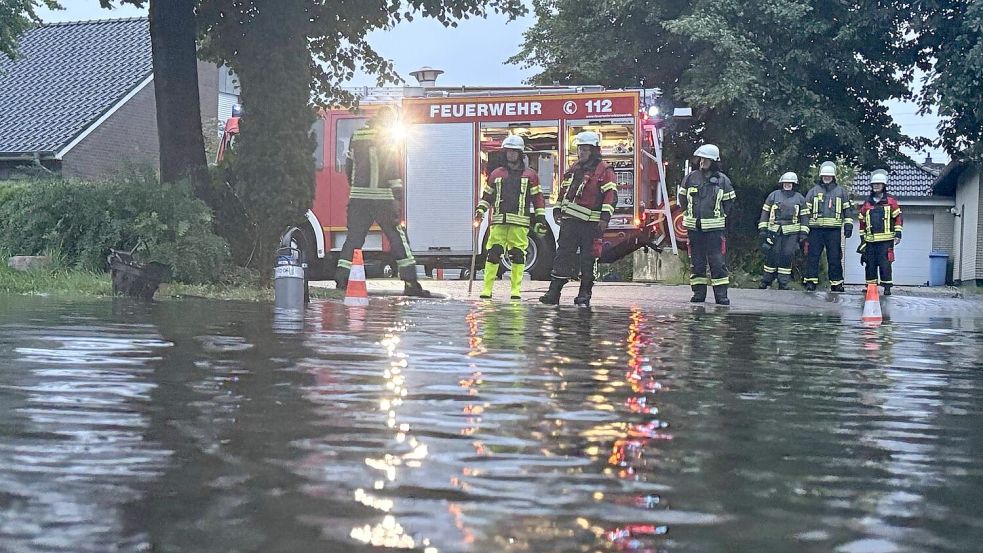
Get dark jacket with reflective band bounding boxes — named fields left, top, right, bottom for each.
left=677, top=170, right=736, bottom=231
left=556, top=160, right=618, bottom=222
left=345, top=125, right=402, bottom=201
left=476, top=165, right=546, bottom=227
left=803, top=181, right=855, bottom=228
left=859, top=193, right=903, bottom=242
left=758, top=189, right=809, bottom=234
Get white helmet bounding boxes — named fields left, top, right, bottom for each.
left=819, top=161, right=836, bottom=178
left=693, top=144, right=720, bottom=161
left=779, top=172, right=798, bottom=184
left=574, top=131, right=601, bottom=147
left=870, top=169, right=889, bottom=186
left=501, top=135, right=525, bottom=151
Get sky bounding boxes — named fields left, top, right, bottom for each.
left=38, top=1, right=949, bottom=164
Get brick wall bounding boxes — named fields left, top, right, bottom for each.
left=62, top=62, right=221, bottom=181
left=62, top=79, right=159, bottom=180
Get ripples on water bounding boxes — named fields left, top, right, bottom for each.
left=0, top=295, right=981, bottom=552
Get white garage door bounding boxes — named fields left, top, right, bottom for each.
left=844, top=213, right=933, bottom=286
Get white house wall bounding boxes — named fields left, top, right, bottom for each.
left=954, top=167, right=980, bottom=282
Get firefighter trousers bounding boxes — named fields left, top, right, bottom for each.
left=804, top=227, right=843, bottom=286
left=482, top=224, right=528, bottom=298
left=550, top=218, right=598, bottom=295
left=762, top=231, right=799, bottom=286
left=335, top=199, right=417, bottom=285
left=688, top=229, right=729, bottom=288
left=864, top=240, right=893, bottom=286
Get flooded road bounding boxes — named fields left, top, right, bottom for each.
left=1, top=294, right=982, bottom=552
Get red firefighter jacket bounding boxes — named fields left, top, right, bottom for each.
left=557, top=160, right=618, bottom=222
left=859, top=193, right=903, bottom=243
left=476, top=165, right=546, bottom=227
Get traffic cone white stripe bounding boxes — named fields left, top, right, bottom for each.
left=344, top=249, right=369, bottom=307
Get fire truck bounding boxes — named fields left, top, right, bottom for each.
left=219, top=86, right=686, bottom=280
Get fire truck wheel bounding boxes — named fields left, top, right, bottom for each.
left=498, top=231, right=555, bottom=281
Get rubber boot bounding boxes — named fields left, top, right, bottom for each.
left=404, top=280, right=432, bottom=298
left=830, top=284, right=845, bottom=293
left=758, top=281, right=770, bottom=289
left=574, top=278, right=593, bottom=307
left=804, top=282, right=817, bottom=292
left=690, top=284, right=707, bottom=303
left=777, top=276, right=791, bottom=291
left=539, top=278, right=566, bottom=305
left=480, top=260, right=498, bottom=299
left=713, top=285, right=730, bottom=306
left=883, top=284, right=892, bottom=296
left=509, top=263, right=525, bottom=300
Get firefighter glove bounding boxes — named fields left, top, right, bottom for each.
left=597, top=218, right=609, bottom=234
left=798, top=232, right=807, bottom=244
left=473, top=209, right=484, bottom=223
left=534, top=222, right=548, bottom=237
left=843, top=223, right=853, bottom=238
left=552, top=208, right=562, bottom=222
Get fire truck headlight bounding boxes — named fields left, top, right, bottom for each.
left=647, top=105, right=659, bottom=117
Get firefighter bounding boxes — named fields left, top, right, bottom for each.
left=858, top=169, right=902, bottom=296
left=678, top=144, right=736, bottom=305
left=802, top=160, right=855, bottom=292
left=334, top=106, right=431, bottom=297
left=474, top=135, right=547, bottom=300
left=539, top=130, right=617, bottom=307
left=758, top=172, right=809, bottom=290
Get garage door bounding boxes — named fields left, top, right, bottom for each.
left=844, top=213, right=933, bottom=285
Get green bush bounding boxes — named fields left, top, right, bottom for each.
left=0, top=168, right=230, bottom=283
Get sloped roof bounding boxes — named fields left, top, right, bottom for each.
left=0, top=18, right=151, bottom=155
left=854, top=159, right=938, bottom=197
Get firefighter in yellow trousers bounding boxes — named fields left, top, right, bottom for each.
left=474, top=135, right=547, bottom=299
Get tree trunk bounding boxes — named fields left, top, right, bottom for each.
left=149, top=0, right=210, bottom=199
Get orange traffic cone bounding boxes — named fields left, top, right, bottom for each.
left=861, top=283, right=882, bottom=326
left=344, top=249, right=369, bottom=306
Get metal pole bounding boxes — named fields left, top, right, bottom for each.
left=468, top=220, right=480, bottom=295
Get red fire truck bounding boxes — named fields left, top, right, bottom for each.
left=220, top=86, right=686, bottom=280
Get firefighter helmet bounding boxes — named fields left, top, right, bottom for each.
left=693, top=144, right=720, bottom=161
left=870, top=169, right=889, bottom=186
left=779, top=172, right=798, bottom=185
left=819, top=161, right=836, bottom=177
left=501, top=135, right=525, bottom=151
left=574, top=131, right=601, bottom=147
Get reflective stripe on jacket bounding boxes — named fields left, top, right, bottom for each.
left=803, top=181, right=855, bottom=228
left=677, top=170, right=736, bottom=230
left=758, top=189, right=809, bottom=234
left=859, top=193, right=903, bottom=242
left=556, top=160, right=617, bottom=222
left=476, top=165, right=546, bottom=227
left=345, top=126, right=402, bottom=201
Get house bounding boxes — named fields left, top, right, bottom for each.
left=843, top=158, right=955, bottom=286
left=0, top=18, right=239, bottom=180
left=933, top=157, right=982, bottom=286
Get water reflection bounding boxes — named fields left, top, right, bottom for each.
left=0, top=295, right=981, bottom=552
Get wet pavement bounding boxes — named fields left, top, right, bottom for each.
left=1, top=293, right=982, bottom=552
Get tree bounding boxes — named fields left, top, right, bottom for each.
left=195, top=0, right=528, bottom=273
left=103, top=0, right=211, bottom=198
left=914, top=0, right=983, bottom=160
left=512, top=0, right=922, bottom=260
left=1, top=1, right=60, bottom=60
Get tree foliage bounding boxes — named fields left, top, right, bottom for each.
left=914, top=0, right=983, bottom=160
left=0, top=0, right=59, bottom=59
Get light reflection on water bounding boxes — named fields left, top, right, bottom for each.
left=0, top=294, right=981, bottom=552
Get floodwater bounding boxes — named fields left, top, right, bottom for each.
left=0, top=294, right=982, bottom=553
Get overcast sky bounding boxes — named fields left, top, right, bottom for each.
left=38, top=2, right=948, bottom=164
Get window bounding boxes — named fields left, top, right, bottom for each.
left=335, top=117, right=368, bottom=173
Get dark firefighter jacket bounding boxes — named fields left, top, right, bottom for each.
left=803, top=180, right=855, bottom=228
left=677, top=170, right=736, bottom=231
left=758, top=189, right=809, bottom=234
left=345, top=125, right=402, bottom=201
